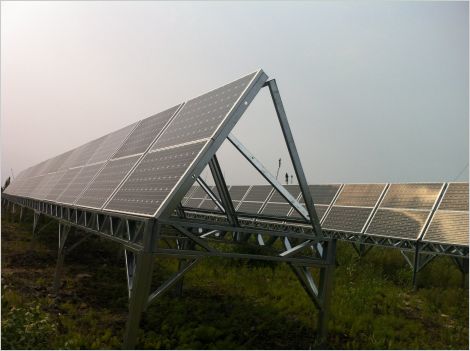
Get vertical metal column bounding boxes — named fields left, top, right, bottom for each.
left=53, top=223, right=71, bottom=293
left=412, top=242, right=420, bottom=290
left=317, top=239, right=337, bottom=340
left=30, top=211, right=41, bottom=249
left=266, top=80, right=323, bottom=239
left=123, top=220, right=159, bottom=349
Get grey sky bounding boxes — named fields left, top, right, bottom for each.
left=1, top=1, right=468, bottom=186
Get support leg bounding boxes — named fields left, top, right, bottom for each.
left=53, top=223, right=71, bottom=293
left=123, top=251, right=155, bottom=349
left=30, top=211, right=41, bottom=250
left=412, top=243, right=420, bottom=290
left=123, top=221, right=159, bottom=350
left=317, top=239, right=336, bottom=341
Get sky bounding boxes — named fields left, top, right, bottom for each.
left=1, top=1, right=468, bottom=186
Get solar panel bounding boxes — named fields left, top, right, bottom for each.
left=199, top=199, right=220, bottom=211
left=36, top=171, right=67, bottom=200
left=261, top=202, right=291, bottom=217
left=334, top=184, right=385, bottom=207
left=190, top=186, right=208, bottom=199
left=228, top=185, right=250, bottom=201
left=323, top=206, right=373, bottom=233
left=113, top=105, right=182, bottom=159
left=87, top=123, right=137, bottom=165
left=56, top=164, right=104, bottom=205
left=184, top=198, right=204, bottom=208
left=289, top=204, right=329, bottom=221
left=46, top=168, right=82, bottom=201
left=379, top=183, right=443, bottom=210
left=43, top=150, right=75, bottom=174
left=105, top=141, right=207, bottom=216
left=321, top=184, right=386, bottom=233
left=237, top=201, right=263, bottom=214
left=181, top=186, right=197, bottom=205
left=422, top=183, right=469, bottom=246
left=365, top=208, right=429, bottom=239
left=423, top=211, right=469, bottom=245
left=306, top=184, right=342, bottom=205
left=437, top=183, right=469, bottom=211
left=27, top=160, right=50, bottom=178
left=30, top=171, right=66, bottom=200
left=76, top=155, right=141, bottom=209
left=365, top=183, right=444, bottom=240
left=151, top=72, right=259, bottom=151
left=269, top=185, right=301, bottom=203
left=24, top=175, right=47, bottom=198
left=62, top=137, right=107, bottom=169
left=243, top=185, right=273, bottom=202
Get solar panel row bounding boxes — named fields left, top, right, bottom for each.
left=4, top=70, right=267, bottom=220
left=182, top=182, right=468, bottom=246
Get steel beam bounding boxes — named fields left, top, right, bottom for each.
left=265, top=79, right=323, bottom=239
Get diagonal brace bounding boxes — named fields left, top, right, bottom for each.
left=145, top=258, right=200, bottom=309
left=173, top=225, right=216, bottom=252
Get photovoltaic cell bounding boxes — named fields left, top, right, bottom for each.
left=151, top=72, right=258, bottom=150
left=334, top=184, right=385, bottom=207
left=243, top=185, right=273, bottom=202
left=56, top=164, right=104, bottom=204
left=87, top=123, right=137, bottom=164
left=379, top=183, right=443, bottom=210
left=438, top=183, right=469, bottom=211
left=423, top=211, right=469, bottom=245
left=365, top=208, right=429, bottom=240
left=322, top=206, right=373, bottom=233
left=76, top=155, right=141, bottom=209
left=113, top=105, right=181, bottom=159
left=105, top=141, right=206, bottom=216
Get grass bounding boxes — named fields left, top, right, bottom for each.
left=1, top=212, right=468, bottom=349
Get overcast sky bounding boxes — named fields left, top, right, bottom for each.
left=1, top=1, right=468, bottom=185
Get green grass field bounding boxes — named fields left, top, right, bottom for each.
left=1, top=213, right=468, bottom=349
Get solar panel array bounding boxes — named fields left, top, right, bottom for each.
left=183, top=182, right=468, bottom=247
left=4, top=70, right=266, bottom=219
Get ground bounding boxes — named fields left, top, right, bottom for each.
left=1, top=211, right=468, bottom=349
